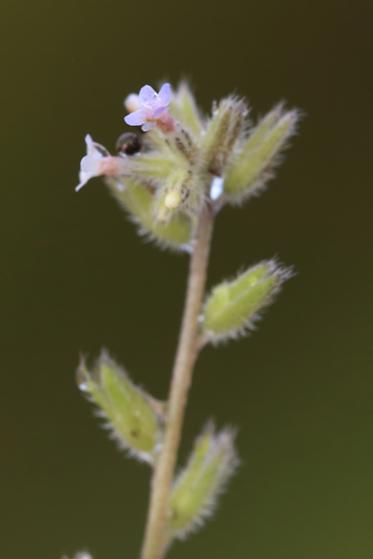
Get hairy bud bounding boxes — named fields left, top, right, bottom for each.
left=153, top=169, right=203, bottom=224
left=170, top=82, right=203, bottom=136
left=224, top=106, right=299, bottom=202
left=202, top=97, right=248, bottom=176
left=202, top=260, right=291, bottom=343
left=77, top=352, right=162, bottom=464
left=153, top=169, right=191, bottom=222
left=169, top=423, right=239, bottom=540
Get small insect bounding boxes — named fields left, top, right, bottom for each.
left=116, top=132, right=143, bottom=155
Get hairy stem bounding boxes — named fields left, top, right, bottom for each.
left=141, top=204, right=214, bottom=559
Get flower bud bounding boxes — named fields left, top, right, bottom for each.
left=153, top=169, right=202, bottom=223
left=224, top=107, right=299, bottom=202
left=77, top=352, right=162, bottom=464
left=153, top=169, right=189, bottom=221
left=170, top=82, right=203, bottom=136
left=124, top=93, right=141, bottom=113
left=107, top=178, right=192, bottom=251
left=202, top=261, right=291, bottom=343
left=169, top=423, right=239, bottom=539
left=201, top=97, right=248, bottom=176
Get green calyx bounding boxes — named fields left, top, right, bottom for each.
left=77, top=352, right=162, bottom=463
left=169, top=423, right=239, bottom=539
left=224, top=106, right=299, bottom=202
left=203, top=261, right=290, bottom=343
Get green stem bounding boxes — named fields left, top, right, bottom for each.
left=141, top=204, right=214, bottom=559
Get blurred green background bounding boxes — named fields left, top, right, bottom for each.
left=1, top=0, right=372, bottom=558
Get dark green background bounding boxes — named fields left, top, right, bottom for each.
left=1, top=0, right=372, bottom=558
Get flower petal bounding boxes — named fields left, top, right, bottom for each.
left=139, top=85, right=157, bottom=104
left=75, top=180, right=86, bottom=192
left=124, top=93, right=141, bottom=112
left=84, top=134, right=95, bottom=156
left=76, top=171, right=93, bottom=192
left=153, top=105, right=167, bottom=118
left=142, top=121, right=156, bottom=132
left=80, top=154, right=101, bottom=174
left=125, top=109, right=146, bottom=126
left=158, top=83, right=172, bottom=106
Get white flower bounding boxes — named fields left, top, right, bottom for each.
left=76, top=135, right=123, bottom=192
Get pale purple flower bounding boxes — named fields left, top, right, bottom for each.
left=124, top=83, right=173, bottom=132
left=76, top=135, right=122, bottom=192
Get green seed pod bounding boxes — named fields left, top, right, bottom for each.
left=202, top=261, right=291, bottom=343
left=224, top=107, right=299, bottom=203
left=77, top=352, right=162, bottom=464
left=201, top=97, right=248, bottom=176
left=107, top=178, right=192, bottom=251
left=169, top=423, right=239, bottom=540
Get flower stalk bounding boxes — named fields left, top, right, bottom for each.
left=141, top=203, right=214, bottom=559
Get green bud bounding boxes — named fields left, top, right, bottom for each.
left=201, top=97, right=248, bottom=176
left=170, top=82, right=203, bottom=136
left=77, top=352, right=162, bottom=464
left=202, top=261, right=291, bottom=343
left=107, top=178, right=192, bottom=251
left=153, top=169, right=191, bottom=223
left=224, top=107, right=299, bottom=202
left=153, top=168, right=203, bottom=224
left=169, top=423, right=239, bottom=540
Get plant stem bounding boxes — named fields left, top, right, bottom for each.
left=141, top=204, right=215, bottom=559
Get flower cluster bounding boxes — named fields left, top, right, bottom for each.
left=76, top=84, right=174, bottom=192
left=76, top=82, right=298, bottom=252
